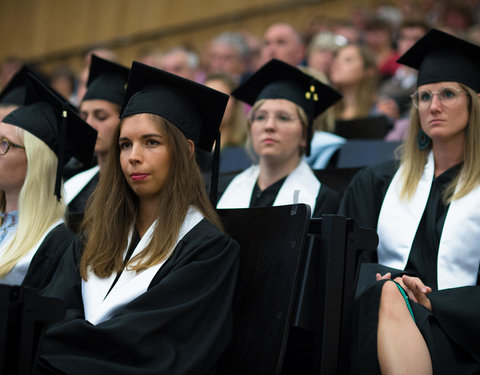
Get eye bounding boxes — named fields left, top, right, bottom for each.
left=252, top=113, right=266, bottom=122
left=119, top=141, right=131, bottom=150
left=419, top=91, right=432, bottom=102
left=440, top=88, right=458, bottom=100
left=146, top=139, right=160, bottom=146
left=277, top=114, right=292, bottom=122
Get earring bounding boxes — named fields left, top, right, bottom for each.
left=417, top=129, right=431, bottom=150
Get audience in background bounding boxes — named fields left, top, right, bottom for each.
left=203, top=32, right=250, bottom=84
left=364, top=16, right=400, bottom=82
left=306, top=31, right=347, bottom=79
left=159, top=46, right=200, bottom=82
left=330, top=43, right=379, bottom=121
left=262, top=22, right=305, bottom=67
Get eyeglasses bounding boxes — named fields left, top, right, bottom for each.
left=0, top=138, right=25, bottom=155
left=251, top=112, right=300, bottom=125
left=410, top=87, right=467, bottom=109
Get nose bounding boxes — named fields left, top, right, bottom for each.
left=85, top=114, right=99, bottom=131
left=264, top=115, right=276, bottom=131
left=128, top=142, right=143, bottom=164
left=429, top=93, right=442, bottom=112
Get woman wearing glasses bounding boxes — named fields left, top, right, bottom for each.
left=0, top=73, right=96, bottom=289
left=339, top=30, right=480, bottom=374
left=217, top=59, right=342, bottom=217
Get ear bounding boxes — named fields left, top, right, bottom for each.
left=187, top=139, right=195, bottom=157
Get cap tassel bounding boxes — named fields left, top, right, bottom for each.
left=55, top=107, right=67, bottom=201
left=209, top=130, right=221, bottom=206
left=305, top=81, right=318, bottom=157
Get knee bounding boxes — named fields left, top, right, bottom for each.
left=379, top=281, right=406, bottom=320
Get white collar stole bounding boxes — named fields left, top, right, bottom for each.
left=82, top=207, right=204, bottom=325
left=217, top=160, right=320, bottom=216
left=377, top=152, right=480, bottom=289
left=64, top=165, right=100, bottom=205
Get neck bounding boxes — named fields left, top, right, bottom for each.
left=4, top=191, right=19, bottom=213
left=339, top=87, right=358, bottom=119
left=136, top=198, right=159, bottom=237
left=96, top=152, right=108, bottom=170
left=257, top=155, right=300, bottom=190
left=432, top=137, right=464, bottom=177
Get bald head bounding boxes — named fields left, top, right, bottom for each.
left=263, top=23, right=305, bottom=66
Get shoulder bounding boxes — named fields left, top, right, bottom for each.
left=172, top=219, right=240, bottom=262
left=184, top=219, right=239, bottom=249
left=39, top=224, right=76, bottom=256
left=349, top=159, right=399, bottom=189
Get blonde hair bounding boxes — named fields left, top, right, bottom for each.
left=399, top=84, right=480, bottom=203
left=0, top=129, right=65, bottom=278
left=245, top=99, right=308, bottom=162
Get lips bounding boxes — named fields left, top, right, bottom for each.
left=262, top=138, right=277, bottom=144
left=130, top=173, right=149, bottom=181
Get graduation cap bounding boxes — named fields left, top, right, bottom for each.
left=2, top=73, right=97, bottom=200
left=82, top=54, right=130, bottom=106
left=397, top=28, right=480, bottom=92
left=120, top=61, right=229, bottom=202
left=0, top=66, right=30, bottom=106
left=231, top=59, right=342, bottom=156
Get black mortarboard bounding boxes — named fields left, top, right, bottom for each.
left=0, top=66, right=29, bottom=106
left=82, top=54, right=130, bottom=106
left=397, top=29, right=480, bottom=92
left=121, top=61, right=228, bottom=152
left=120, top=61, right=229, bottom=203
left=231, top=59, right=342, bottom=156
left=2, top=74, right=97, bottom=200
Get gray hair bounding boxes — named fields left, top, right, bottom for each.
left=212, top=32, right=250, bottom=60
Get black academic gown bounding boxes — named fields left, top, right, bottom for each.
left=66, top=173, right=99, bottom=233
left=37, top=219, right=240, bottom=375
left=22, top=223, right=75, bottom=291
left=338, top=160, right=480, bottom=374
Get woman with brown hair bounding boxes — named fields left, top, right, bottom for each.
left=38, top=62, right=240, bottom=374
left=330, top=43, right=379, bottom=120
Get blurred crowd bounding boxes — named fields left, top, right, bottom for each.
left=2, top=0, right=480, bottom=146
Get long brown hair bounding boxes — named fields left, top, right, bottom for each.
left=79, top=113, right=222, bottom=279
left=333, top=43, right=378, bottom=119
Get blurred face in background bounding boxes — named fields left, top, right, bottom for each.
left=330, top=45, right=366, bottom=88
left=263, top=23, right=305, bottom=66
left=80, top=99, right=120, bottom=157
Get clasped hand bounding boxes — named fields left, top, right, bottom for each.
left=376, top=272, right=432, bottom=311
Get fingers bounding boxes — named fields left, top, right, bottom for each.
left=402, top=275, right=431, bottom=294
left=376, top=272, right=391, bottom=281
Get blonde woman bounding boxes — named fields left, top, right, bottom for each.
left=217, top=59, right=342, bottom=217
left=0, top=73, right=96, bottom=289
left=339, top=30, right=480, bottom=374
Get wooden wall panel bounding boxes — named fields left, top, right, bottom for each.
left=0, top=0, right=396, bottom=75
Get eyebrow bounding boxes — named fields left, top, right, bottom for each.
left=118, top=133, right=164, bottom=141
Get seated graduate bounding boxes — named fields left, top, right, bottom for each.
left=64, top=54, right=129, bottom=232
left=37, top=61, right=240, bottom=374
left=0, top=73, right=96, bottom=290
left=338, top=30, right=480, bottom=374
left=217, top=59, right=343, bottom=217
